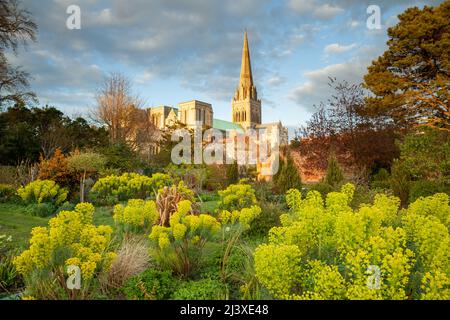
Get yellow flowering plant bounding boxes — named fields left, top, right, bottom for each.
left=148, top=200, right=220, bottom=277
left=17, top=179, right=68, bottom=206
left=113, top=199, right=159, bottom=234
left=13, top=203, right=117, bottom=299
left=218, top=205, right=262, bottom=281
left=217, top=181, right=257, bottom=212
left=254, top=184, right=450, bottom=300
left=90, top=172, right=173, bottom=205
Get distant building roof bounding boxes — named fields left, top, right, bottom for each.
left=213, top=119, right=243, bottom=132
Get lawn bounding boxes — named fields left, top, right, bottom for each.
left=0, top=203, right=115, bottom=250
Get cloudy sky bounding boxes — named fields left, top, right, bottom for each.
left=9, top=0, right=443, bottom=132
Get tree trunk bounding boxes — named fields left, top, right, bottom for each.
left=80, top=171, right=86, bottom=203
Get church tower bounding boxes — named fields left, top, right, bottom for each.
left=232, top=31, right=261, bottom=129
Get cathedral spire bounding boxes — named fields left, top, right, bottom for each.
left=239, top=31, right=253, bottom=88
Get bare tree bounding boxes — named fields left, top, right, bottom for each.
left=92, top=73, right=142, bottom=142
left=92, top=72, right=158, bottom=155
left=0, top=0, right=38, bottom=109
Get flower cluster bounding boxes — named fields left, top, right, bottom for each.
left=254, top=185, right=450, bottom=300
left=14, top=203, right=116, bottom=283
left=17, top=179, right=68, bottom=206
left=90, top=172, right=173, bottom=204
left=219, top=205, right=262, bottom=230
left=217, top=182, right=257, bottom=211
left=113, top=199, right=159, bottom=233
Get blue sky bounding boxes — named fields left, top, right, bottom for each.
left=9, top=0, right=443, bottom=135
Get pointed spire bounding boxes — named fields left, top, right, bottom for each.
left=239, top=31, right=253, bottom=88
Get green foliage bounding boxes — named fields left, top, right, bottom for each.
left=371, top=168, right=391, bottom=190
left=324, top=153, right=344, bottom=188
left=122, top=268, right=175, bottom=300
left=89, top=172, right=173, bottom=205
left=98, top=142, right=141, bottom=172
left=172, top=278, right=228, bottom=300
left=245, top=201, right=283, bottom=239
left=390, top=160, right=411, bottom=207
left=113, top=199, right=159, bottom=234
left=409, top=180, right=450, bottom=203
left=363, top=1, right=450, bottom=129
left=24, top=203, right=56, bottom=217
left=67, top=152, right=106, bottom=175
left=0, top=184, right=15, bottom=203
left=226, top=162, right=239, bottom=185
left=217, top=182, right=257, bottom=212
left=399, top=127, right=450, bottom=180
left=13, top=203, right=116, bottom=299
left=275, top=152, right=302, bottom=194
left=17, top=179, right=68, bottom=207
left=149, top=200, right=221, bottom=278
left=309, top=182, right=334, bottom=199
left=0, top=106, right=108, bottom=166
left=164, top=163, right=208, bottom=193
left=0, top=250, right=23, bottom=294
left=254, top=184, right=450, bottom=300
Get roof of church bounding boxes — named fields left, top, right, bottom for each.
left=213, top=118, right=244, bottom=132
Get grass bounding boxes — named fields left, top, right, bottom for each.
left=0, top=202, right=115, bottom=250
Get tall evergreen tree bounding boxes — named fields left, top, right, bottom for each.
left=275, top=151, right=302, bottom=194
left=325, top=152, right=344, bottom=188
left=363, top=1, right=450, bottom=130
left=226, top=161, right=239, bottom=185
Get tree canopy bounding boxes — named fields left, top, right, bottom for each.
left=363, top=1, right=450, bottom=131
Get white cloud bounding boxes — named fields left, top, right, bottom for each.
left=314, top=4, right=344, bottom=19
left=288, top=0, right=343, bottom=20
left=267, top=75, right=285, bottom=87
left=289, top=57, right=369, bottom=111
left=324, top=43, right=357, bottom=54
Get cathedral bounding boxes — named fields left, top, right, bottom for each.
left=147, top=31, right=288, bottom=179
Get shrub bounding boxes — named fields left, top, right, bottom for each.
left=226, top=162, right=239, bottom=185
left=244, top=201, right=283, bottom=238
left=309, top=182, right=334, bottom=199
left=172, top=278, right=228, bottom=300
left=0, top=184, right=15, bottom=203
left=24, top=203, right=56, bottom=217
left=324, top=153, right=344, bottom=188
left=113, top=199, right=159, bottom=234
left=371, top=168, right=391, bottom=190
left=38, top=148, right=77, bottom=193
left=398, top=127, right=449, bottom=180
left=122, top=268, right=175, bottom=300
left=253, top=184, right=450, bottom=300
left=149, top=200, right=221, bottom=277
left=13, top=203, right=117, bottom=299
left=89, top=172, right=173, bottom=205
left=217, top=182, right=257, bottom=212
left=390, top=160, right=411, bottom=207
left=274, top=152, right=302, bottom=194
left=409, top=180, right=450, bottom=204
left=17, top=179, right=68, bottom=206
